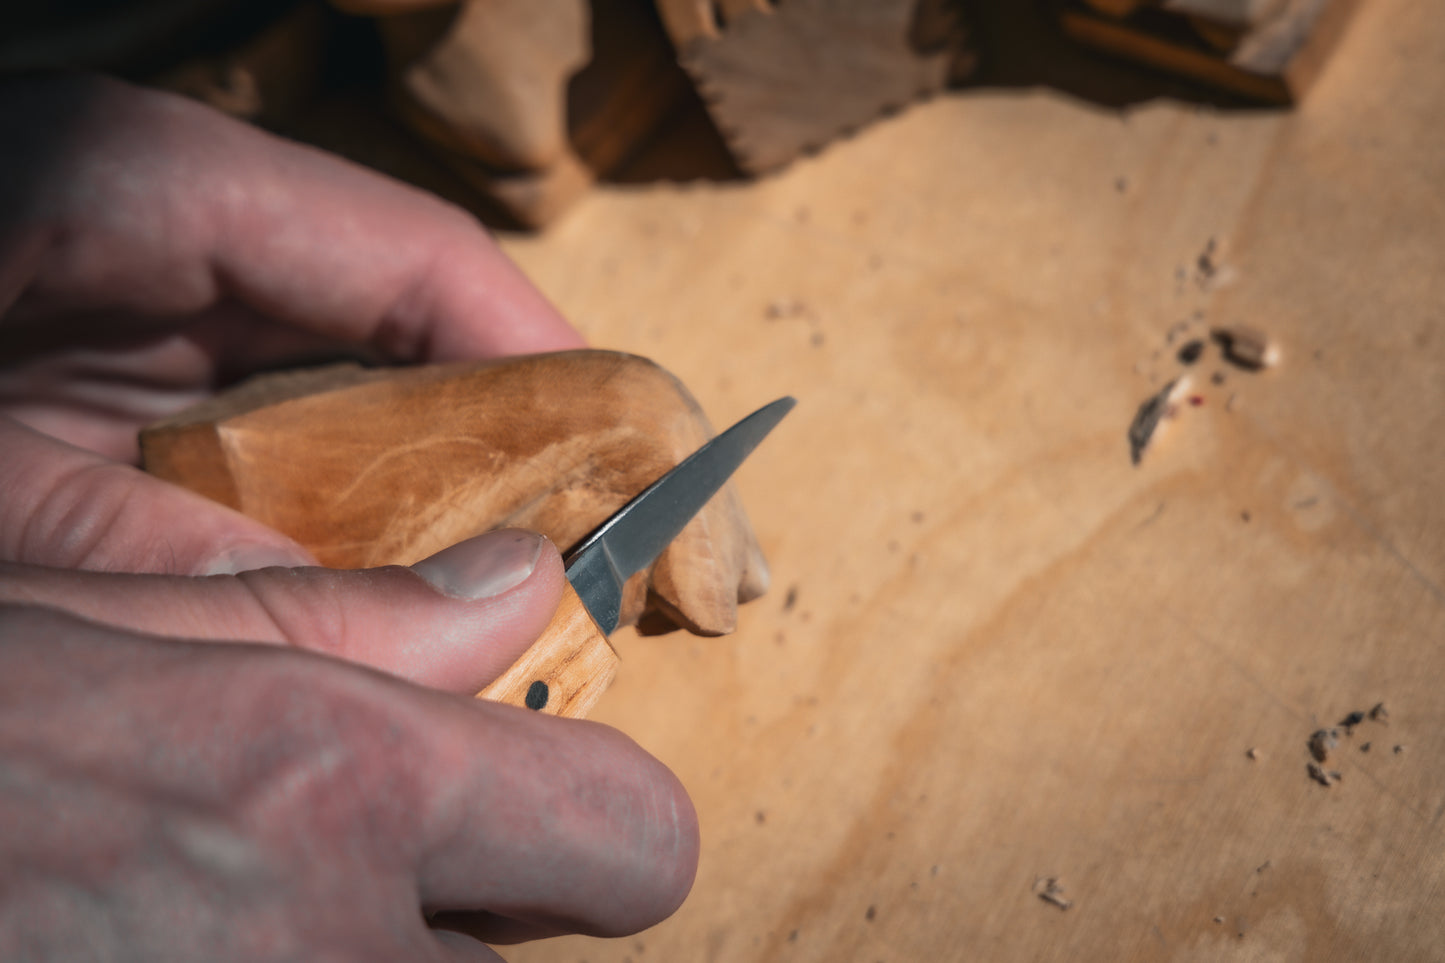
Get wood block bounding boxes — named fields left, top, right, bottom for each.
left=1056, top=0, right=1365, bottom=104
left=654, top=0, right=976, bottom=174
left=363, top=0, right=690, bottom=228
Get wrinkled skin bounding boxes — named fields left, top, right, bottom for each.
left=0, top=74, right=698, bottom=960
left=0, top=605, right=697, bottom=961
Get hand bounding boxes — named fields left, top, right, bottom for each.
left=0, top=603, right=698, bottom=961
left=0, top=71, right=585, bottom=576
left=0, top=73, right=698, bottom=957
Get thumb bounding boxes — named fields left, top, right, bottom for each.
left=0, top=530, right=565, bottom=694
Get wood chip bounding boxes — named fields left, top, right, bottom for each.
left=1128, top=377, right=1190, bottom=465
left=1197, top=237, right=1218, bottom=279
left=1177, top=339, right=1205, bottom=365
left=1308, top=728, right=1338, bottom=763
left=1211, top=325, right=1279, bottom=370
left=1033, top=877, right=1073, bottom=910
left=1370, top=702, right=1389, bottom=723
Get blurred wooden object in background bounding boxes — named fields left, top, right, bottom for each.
left=654, top=0, right=978, bottom=175
left=349, top=0, right=981, bottom=222
left=3, top=1, right=1368, bottom=225
left=339, top=0, right=690, bottom=227
left=1060, top=0, right=1365, bottom=103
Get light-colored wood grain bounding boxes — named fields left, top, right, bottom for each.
left=493, top=0, right=1445, bottom=958
left=477, top=581, right=619, bottom=718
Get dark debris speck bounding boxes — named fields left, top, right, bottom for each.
left=1177, top=339, right=1205, bottom=364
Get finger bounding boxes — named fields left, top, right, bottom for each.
left=414, top=702, right=700, bottom=939
left=2, top=604, right=696, bottom=943
left=0, top=300, right=362, bottom=462
left=0, top=528, right=565, bottom=694
left=0, top=415, right=312, bottom=574
left=0, top=73, right=585, bottom=361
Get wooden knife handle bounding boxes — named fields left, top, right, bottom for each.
left=476, top=581, right=619, bottom=719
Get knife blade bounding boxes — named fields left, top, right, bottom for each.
left=476, top=396, right=796, bottom=718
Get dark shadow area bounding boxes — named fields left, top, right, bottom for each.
left=965, top=0, right=1262, bottom=110
left=0, top=0, right=295, bottom=77
left=602, top=0, right=1271, bottom=189
left=1, top=0, right=1280, bottom=232
left=570, top=0, right=745, bottom=185
left=603, top=80, right=742, bottom=186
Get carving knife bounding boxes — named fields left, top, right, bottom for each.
left=476, top=396, right=796, bottom=718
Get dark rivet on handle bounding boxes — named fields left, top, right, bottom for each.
left=525, top=680, right=549, bottom=711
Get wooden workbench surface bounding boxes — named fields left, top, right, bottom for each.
left=496, top=1, right=1444, bottom=958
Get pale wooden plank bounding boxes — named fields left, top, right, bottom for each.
left=499, top=0, right=1445, bottom=958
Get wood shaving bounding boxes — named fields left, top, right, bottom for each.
left=1128, top=377, right=1190, bottom=465
left=1033, top=877, right=1073, bottom=910
left=1177, top=339, right=1205, bottom=364
left=1212, top=325, right=1279, bottom=370
left=1308, top=728, right=1338, bottom=763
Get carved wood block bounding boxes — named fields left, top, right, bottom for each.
left=140, top=350, right=770, bottom=636
left=344, top=0, right=690, bottom=228
left=654, top=0, right=977, bottom=175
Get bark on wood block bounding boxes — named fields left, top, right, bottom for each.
left=655, top=0, right=976, bottom=175
left=140, top=350, right=770, bottom=636
left=1056, top=0, right=1364, bottom=104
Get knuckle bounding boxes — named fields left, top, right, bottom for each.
left=225, top=652, right=433, bottom=851
left=232, top=567, right=354, bottom=656
left=12, top=455, right=190, bottom=573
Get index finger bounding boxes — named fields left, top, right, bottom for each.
left=0, top=73, right=584, bottom=362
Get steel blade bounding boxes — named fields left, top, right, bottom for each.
left=564, top=396, right=796, bottom=634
